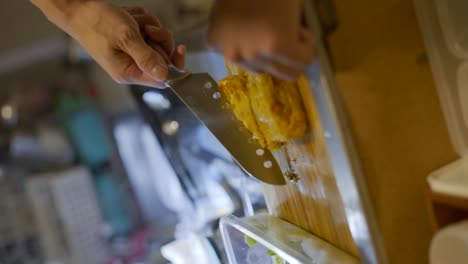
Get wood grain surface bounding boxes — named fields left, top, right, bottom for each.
left=263, top=77, right=360, bottom=257
left=221, top=63, right=360, bottom=255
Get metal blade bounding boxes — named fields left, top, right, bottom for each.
left=167, top=72, right=286, bottom=185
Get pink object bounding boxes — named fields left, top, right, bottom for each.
left=105, top=228, right=151, bottom=264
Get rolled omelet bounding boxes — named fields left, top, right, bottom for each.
left=218, top=64, right=308, bottom=150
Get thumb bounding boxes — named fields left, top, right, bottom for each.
left=172, top=45, right=186, bottom=70
left=123, top=34, right=168, bottom=81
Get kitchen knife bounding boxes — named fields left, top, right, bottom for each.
left=163, top=65, right=286, bottom=185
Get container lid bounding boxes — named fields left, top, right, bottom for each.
left=434, top=0, right=468, bottom=59
left=415, top=0, right=468, bottom=156
left=428, top=156, right=468, bottom=199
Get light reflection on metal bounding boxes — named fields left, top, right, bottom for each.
left=1, top=104, right=18, bottom=126
left=143, top=91, right=171, bottom=110
left=1, top=105, right=13, bottom=120
left=162, top=121, right=180, bottom=136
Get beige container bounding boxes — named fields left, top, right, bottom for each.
left=430, top=220, right=468, bottom=264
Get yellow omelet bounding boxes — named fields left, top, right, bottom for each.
left=218, top=64, right=308, bottom=150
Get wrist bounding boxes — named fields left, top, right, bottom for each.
left=31, top=0, right=96, bottom=32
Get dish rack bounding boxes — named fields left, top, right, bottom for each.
left=26, top=166, right=107, bottom=264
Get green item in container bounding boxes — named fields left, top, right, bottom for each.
left=272, top=255, right=286, bottom=264
left=243, top=234, right=286, bottom=263
left=244, top=235, right=258, bottom=247
left=267, top=249, right=276, bottom=256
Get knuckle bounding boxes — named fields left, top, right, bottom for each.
left=139, top=53, right=156, bottom=69
left=117, top=26, right=139, bottom=48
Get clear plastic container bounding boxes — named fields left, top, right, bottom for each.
left=434, top=0, right=468, bottom=59
left=428, top=156, right=468, bottom=199
left=220, top=214, right=359, bottom=264
left=415, top=0, right=468, bottom=156
left=415, top=0, right=468, bottom=197
left=457, top=62, right=468, bottom=128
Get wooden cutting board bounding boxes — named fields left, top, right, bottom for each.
left=263, top=77, right=360, bottom=257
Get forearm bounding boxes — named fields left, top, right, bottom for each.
left=30, top=0, right=95, bottom=32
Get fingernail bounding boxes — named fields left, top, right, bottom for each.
left=179, top=45, right=186, bottom=54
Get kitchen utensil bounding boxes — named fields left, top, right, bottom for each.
left=163, top=65, right=286, bottom=185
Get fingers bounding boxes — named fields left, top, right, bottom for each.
left=227, top=52, right=304, bottom=80
left=148, top=42, right=171, bottom=63
left=260, top=29, right=315, bottom=70
left=260, top=59, right=301, bottom=81
left=123, top=6, right=145, bottom=15
left=134, top=74, right=167, bottom=88
left=144, top=26, right=175, bottom=56
left=123, top=7, right=180, bottom=67
left=121, top=33, right=168, bottom=81
left=234, top=57, right=300, bottom=80
left=148, top=43, right=186, bottom=71
left=237, top=60, right=264, bottom=75
left=111, top=55, right=166, bottom=88
left=133, top=14, right=161, bottom=29
left=222, top=29, right=314, bottom=80
left=224, top=44, right=303, bottom=80
left=172, top=45, right=186, bottom=69
left=145, top=27, right=187, bottom=70
left=120, top=70, right=167, bottom=88
left=120, top=6, right=185, bottom=81
left=123, top=6, right=161, bottom=30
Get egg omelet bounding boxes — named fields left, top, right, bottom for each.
left=218, top=64, right=308, bottom=150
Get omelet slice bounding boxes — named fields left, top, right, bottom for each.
left=218, top=75, right=267, bottom=147
left=218, top=64, right=308, bottom=150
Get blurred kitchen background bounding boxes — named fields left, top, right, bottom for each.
left=0, top=1, right=267, bottom=263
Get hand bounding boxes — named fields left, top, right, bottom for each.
left=207, top=0, right=314, bottom=81
left=35, top=1, right=185, bottom=88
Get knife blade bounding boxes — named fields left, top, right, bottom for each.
left=164, top=65, right=286, bottom=185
